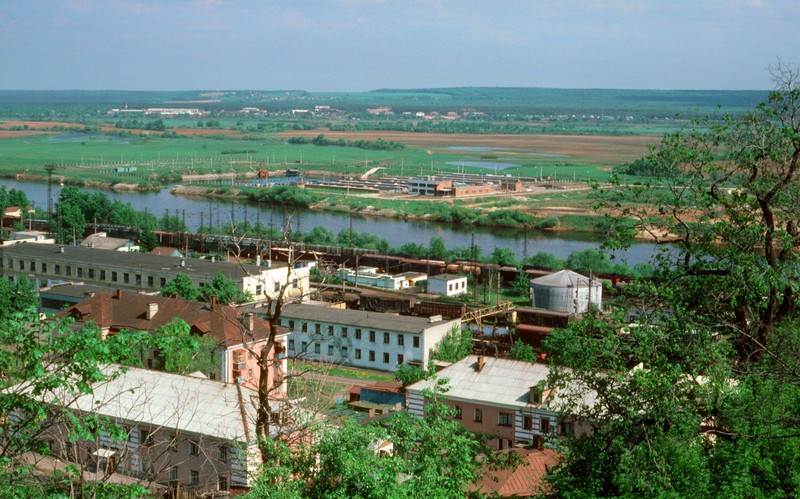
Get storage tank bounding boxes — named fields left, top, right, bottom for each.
left=530, top=269, right=602, bottom=314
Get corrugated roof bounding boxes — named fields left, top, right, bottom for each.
left=281, top=304, right=459, bottom=333
left=476, top=448, right=560, bottom=497
left=530, top=269, right=595, bottom=288
left=62, top=365, right=265, bottom=442
left=408, top=355, right=551, bottom=408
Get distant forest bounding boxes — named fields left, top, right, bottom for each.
left=0, top=87, right=768, bottom=118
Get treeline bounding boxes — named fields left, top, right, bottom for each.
left=288, top=133, right=405, bottom=151
left=328, top=120, right=635, bottom=136
left=114, top=119, right=167, bottom=131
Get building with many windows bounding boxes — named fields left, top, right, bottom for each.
left=407, top=356, right=592, bottom=450
left=0, top=243, right=310, bottom=301
left=279, top=304, right=461, bottom=371
left=33, top=365, right=296, bottom=494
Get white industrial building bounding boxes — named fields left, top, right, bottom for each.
left=427, top=273, right=468, bottom=297
left=280, top=304, right=461, bottom=371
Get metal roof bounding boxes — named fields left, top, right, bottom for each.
left=529, top=269, right=597, bottom=288
left=1, top=242, right=273, bottom=281
left=408, top=355, right=595, bottom=410
left=62, top=365, right=269, bottom=442
left=281, top=303, right=459, bottom=333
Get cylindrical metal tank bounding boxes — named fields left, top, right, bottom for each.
left=530, top=269, right=602, bottom=314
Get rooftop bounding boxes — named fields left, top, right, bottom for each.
left=281, top=303, right=458, bottom=333
left=2, top=242, right=276, bottom=282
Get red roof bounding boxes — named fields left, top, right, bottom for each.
left=476, top=448, right=560, bottom=497
left=57, top=289, right=278, bottom=348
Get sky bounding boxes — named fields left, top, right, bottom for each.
left=0, top=0, right=797, bottom=92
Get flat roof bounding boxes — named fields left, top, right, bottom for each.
left=281, top=303, right=458, bottom=333
left=2, top=243, right=274, bottom=281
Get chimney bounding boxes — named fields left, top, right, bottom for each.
left=146, top=302, right=158, bottom=320
left=211, top=295, right=216, bottom=307
left=180, top=258, right=186, bottom=267
left=475, top=355, right=485, bottom=372
left=59, top=245, right=65, bottom=253
left=116, top=288, right=122, bottom=300
left=246, top=313, right=255, bottom=332
left=529, top=385, right=542, bottom=405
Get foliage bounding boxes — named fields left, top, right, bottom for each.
left=199, top=273, right=253, bottom=304
left=394, top=362, right=432, bottom=388
left=0, top=308, right=148, bottom=496
left=430, top=326, right=473, bottom=363
left=524, top=251, right=565, bottom=270
left=543, top=66, right=800, bottom=497
left=0, top=277, right=38, bottom=320
left=0, top=186, right=30, bottom=213
left=244, top=185, right=322, bottom=208
left=152, top=319, right=219, bottom=376
left=159, top=273, right=199, bottom=300
left=509, top=271, right=532, bottom=297
left=508, top=339, right=537, bottom=362
left=138, top=225, right=158, bottom=252
left=489, top=246, right=518, bottom=267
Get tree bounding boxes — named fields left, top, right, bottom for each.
left=428, top=236, right=448, bottom=260
left=0, top=276, right=37, bottom=318
left=430, top=325, right=473, bottom=363
left=524, top=251, right=564, bottom=271
left=489, top=246, right=518, bottom=267
left=159, top=273, right=199, bottom=300
left=152, top=319, right=219, bottom=376
left=543, top=65, right=800, bottom=497
left=0, top=308, right=149, bottom=496
left=509, top=271, right=532, bottom=297
left=139, top=225, right=158, bottom=252
left=198, top=273, right=252, bottom=304
left=508, top=339, right=537, bottom=362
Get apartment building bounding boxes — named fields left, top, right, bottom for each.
left=279, top=304, right=461, bottom=371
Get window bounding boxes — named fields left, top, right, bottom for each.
left=111, top=271, right=117, bottom=282
left=77, top=267, right=83, bottom=278
left=327, top=344, right=334, bottom=356
left=369, top=330, right=376, bottom=342
left=218, top=445, right=228, bottom=463
left=383, top=332, right=390, bottom=344
left=169, top=466, right=178, bottom=481
left=190, top=470, right=199, bottom=486
left=255, top=284, right=262, bottom=295
left=559, top=421, right=574, bottom=435
left=473, top=408, right=483, bottom=422
left=453, top=405, right=462, bottom=419
left=314, top=324, right=321, bottom=334
left=41, top=263, right=47, bottom=273
left=383, top=352, right=389, bottom=363
left=355, top=329, right=362, bottom=340
left=301, top=322, right=308, bottom=332
left=397, top=354, right=404, bottom=364
left=523, top=415, right=533, bottom=430
left=18, top=260, right=24, bottom=270
left=288, top=320, right=295, bottom=329
left=413, top=336, right=420, bottom=348
left=498, top=412, right=512, bottom=427
left=274, top=282, right=281, bottom=292
left=135, top=274, right=142, bottom=286
left=218, top=475, right=229, bottom=491
left=167, top=434, right=177, bottom=452
left=292, top=278, right=298, bottom=289
left=160, top=277, right=167, bottom=287
left=314, top=343, right=321, bottom=354
left=29, top=261, right=35, bottom=272
left=6, top=258, right=11, bottom=268
left=189, top=441, right=199, bottom=455
left=288, top=339, right=295, bottom=351
left=369, top=350, right=375, bottom=362
left=341, top=327, right=348, bottom=338
left=341, top=346, right=348, bottom=357
left=541, top=418, right=551, bottom=434
left=147, top=275, right=154, bottom=287
left=327, top=325, right=334, bottom=336
left=355, top=349, right=362, bottom=360
left=140, top=459, right=154, bottom=475
left=55, top=264, right=61, bottom=275
left=100, top=270, right=106, bottom=280
left=141, top=429, right=154, bottom=446
left=65, top=265, right=72, bottom=276
left=88, top=268, right=95, bottom=279
left=123, top=273, right=130, bottom=284
left=302, top=341, right=308, bottom=352
left=397, top=334, right=404, bottom=346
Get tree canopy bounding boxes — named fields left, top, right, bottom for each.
left=543, top=65, right=800, bottom=497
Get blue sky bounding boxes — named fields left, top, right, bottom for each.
left=0, top=0, right=796, bottom=91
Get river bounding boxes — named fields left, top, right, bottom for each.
left=1, top=179, right=662, bottom=266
